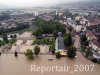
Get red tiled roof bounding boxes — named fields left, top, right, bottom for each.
left=89, top=19, right=100, bottom=25
left=87, top=31, right=96, bottom=40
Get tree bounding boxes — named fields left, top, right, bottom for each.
left=9, top=38, right=16, bottom=44
left=3, top=34, right=9, bottom=43
left=35, top=18, right=66, bottom=34
left=49, top=43, right=55, bottom=54
left=54, top=14, right=59, bottom=20
left=14, top=34, right=17, bottom=38
left=34, top=46, right=40, bottom=56
left=64, top=33, right=72, bottom=47
left=81, top=35, right=89, bottom=46
left=0, top=41, right=3, bottom=47
left=56, top=52, right=61, bottom=59
left=10, top=34, right=13, bottom=38
left=0, top=40, right=5, bottom=47
left=67, top=46, right=76, bottom=58
left=0, top=22, right=29, bottom=34
left=64, top=11, right=73, bottom=18
left=53, top=30, right=58, bottom=39
left=33, top=28, right=43, bottom=38
left=25, top=49, right=34, bottom=59
left=59, top=26, right=66, bottom=34
left=86, top=49, right=91, bottom=57
left=81, top=35, right=87, bottom=43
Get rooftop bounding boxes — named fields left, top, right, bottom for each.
left=58, top=37, right=65, bottom=50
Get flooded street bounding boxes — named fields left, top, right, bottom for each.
left=0, top=52, right=100, bottom=75
left=74, top=35, right=80, bottom=49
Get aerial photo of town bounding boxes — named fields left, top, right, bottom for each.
left=0, top=0, right=100, bottom=75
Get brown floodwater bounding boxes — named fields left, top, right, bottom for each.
left=0, top=52, right=100, bottom=75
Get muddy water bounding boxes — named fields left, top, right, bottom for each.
left=0, top=52, right=100, bottom=75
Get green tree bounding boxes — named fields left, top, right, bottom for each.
left=33, top=28, right=43, bottom=38
left=53, top=30, right=58, bottom=39
left=35, top=18, right=66, bottom=34
left=25, top=49, right=34, bottom=59
left=3, top=34, right=9, bottom=43
left=34, top=46, right=40, bottom=56
left=0, top=40, right=3, bottom=47
left=64, top=33, right=72, bottom=47
left=81, top=35, right=87, bottom=43
left=59, top=26, right=66, bottom=34
left=86, top=48, right=93, bottom=57
left=9, top=38, right=16, bottom=44
left=67, top=46, right=76, bottom=58
left=49, top=43, right=55, bottom=54
left=81, top=35, right=89, bottom=46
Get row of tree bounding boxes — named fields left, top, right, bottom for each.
left=33, top=38, right=54, bottom=45
left=25, top=46, right=40, bottom=59
left=25, top=45, right=76, bottom=59
left=0, top=22, right=29, bottom=34
left=33, top=18, right=66, bottom=38
left=10, top=34, right=17, bottom=38
left=0, top=34, right=17, bottom=47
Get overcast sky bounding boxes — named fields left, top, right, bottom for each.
left=0, top=0, right=98, bottom=7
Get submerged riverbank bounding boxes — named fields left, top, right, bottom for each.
left=0, top=52, right=100, bottom=75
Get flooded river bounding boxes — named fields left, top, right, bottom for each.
left=0, top=52, right=100, bottom=75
